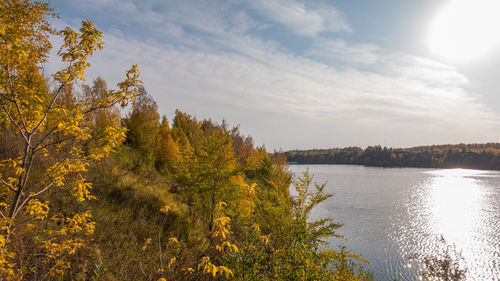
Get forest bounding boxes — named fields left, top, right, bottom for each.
left=0, top=1, right=373, bottom=280
left=285, top=143, right=500, bottom=170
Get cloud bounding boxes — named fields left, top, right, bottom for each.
left=48, top=0, right=500, bottom=149
left=248, top=0, right=350, bottom=36
left=81, top=32, right=498, bottom=143
left=307, top=39, right=382, bottom=65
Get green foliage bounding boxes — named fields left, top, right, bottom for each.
left=224, top=170, right=372, bottom=281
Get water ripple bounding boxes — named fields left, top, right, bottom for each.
left=289, top=165, right=500, bottom=280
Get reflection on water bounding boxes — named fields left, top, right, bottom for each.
left=402, top=169, right=500, bottom=280
left=427, top=169, right=483, bottom=239
left=289, top=165, right=500, bottom=281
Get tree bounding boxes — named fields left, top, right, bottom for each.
left=125, top=86, right=160, bottom=167
left=154, top=115, right=181, bottom=173
left=226, top=170, right=373, bottom=280
left=171, top=117, right=241, bottom=232
left=0, top=0, right=140, bottom=278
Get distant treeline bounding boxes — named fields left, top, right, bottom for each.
left=285, top=143, right=500, bottom=170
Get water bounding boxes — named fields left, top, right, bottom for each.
left=289, top=164, right=500, bottom=281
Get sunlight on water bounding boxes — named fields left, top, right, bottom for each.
left=290, top=165, right=500, bottom=280
left=427, top=169, right=483, bottom=241
left=403, top=169, right=500, bottom=280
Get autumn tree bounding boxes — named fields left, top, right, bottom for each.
left=0, top=0, right=140, bottom=279
left=83, top=77, right=122, bottom=151
left=168, top=117, right=239, bottom=229
left=155, top=115, right=181, bottom=175
left=124, top=86, right=160, bottom=167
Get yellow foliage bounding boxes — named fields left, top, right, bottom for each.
left=198, top=256, right=217, bottom=277
left=50, top=212, right=95, bottom=236
left=212, top=216, right=231, bottom=239
left=0, top=0, right=141, bottom=277
left=0, top=235, right=17, bottom=280
left=168, top=237, right=179, bottom=245
left=168, top=257, right=176, bottom=268
left=216, top=241, right=239, bottom=253
left=160, top=205, right=170, bottom=215
left=197, top=256, right=234, bottom=278
left=260, top=234, right=271, bottom=246
left=251, top=223, right=261, bottom=232
left=142, top=238, right=152, bottom=251
left=23, top=199, right=49, bottom=220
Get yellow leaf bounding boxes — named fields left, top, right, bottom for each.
left=168, top=257, right=176, bottom=268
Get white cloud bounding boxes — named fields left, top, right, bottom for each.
left=248, top=0, right=350, bottom=36
left=48, top=0, right=500, bottom=149
left=307, top=39, right=382, bottom=64
left=78, top=31, right=499, bottom=148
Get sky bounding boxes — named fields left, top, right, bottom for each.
left=48, top=0, right=500, bottom=150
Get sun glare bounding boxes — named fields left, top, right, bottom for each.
left=429, top=0, right=500, bottom=60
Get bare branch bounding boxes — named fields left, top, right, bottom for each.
left=25, top=160, right=65, bottom=193
left=0, top=91, right=14, bottom=103
left=37, top=135, right=75, bottom=151
left=33, top=125, right=58, bottom=149
left=0, top=97, right=29, bottom=143
left=20, top=145, right=36, bottom=196
left=83, top=98, right=118, bottom=114
left=0, top=178, right=16, bottom=192
left=6, top=64, right=29, bottom=134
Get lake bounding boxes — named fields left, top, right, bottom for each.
left=289, top=164, right=500, bottom=281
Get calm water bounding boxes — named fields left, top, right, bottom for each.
left=289, top=165, right=500, bottom=281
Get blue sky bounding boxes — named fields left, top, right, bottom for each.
left=48, top=0, right=500, bottom=150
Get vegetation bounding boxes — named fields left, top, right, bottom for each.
left=410, top=236, right=468, bottom=281
left=285, top=144, right=500, bottom=170
left=0, top=1, right=372, bottom=280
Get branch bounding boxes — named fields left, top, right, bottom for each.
left=33, top=125, right=58, bottom=150
left=159, top=231, right=164, bottom=278
left=37, top=135, right=75, bottom=151
left=30, top=75, right=73, bottom=135
left=19, top=143, right=39, bottom=197
left=6, top=63, right=29, bottom=134
left=0, top=178, right=16, bottom=192
left=0, top=91, right=14, bottom=103
left=6, top=40, right=28, bottom=135
left=0, top=97, right=29, bottom=143
left=25, top=144, right=84, bottom=194
left=83, top=102, right=116, bottom=114
left=139, top=260, right=148, bottom=279
left=24, top=160, right=65, bottom=193
left=39, top=258, right=63, bottom=281
left=12, top=182, right=54, bottom=219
